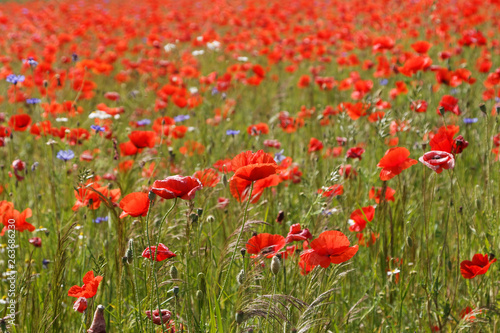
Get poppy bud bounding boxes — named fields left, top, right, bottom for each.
left=206, top=215, right=215, bottom=223
left=271, top=255, right=281, bottom=275
left=237, top=269, right=245, bottom=285
left=490, top=253, right=496, bottom=261
left=29, top=237, right=42, bottom=247
left=479, top=103, right=486, bottom=114
left=126, top=240, right=134, bottom=263
left=197, top=208, right=203, bottom=216
left=240, top=248, right=246, bottom=258
left=276, top=210, right=285, bottom=224
left=406, top=236, right=413, bottom=248
left=496, top=106, right=500, bottom=115
left=190, top=213, right=198, bottom=223
left=169, top=265, right=178, bottom=279
left=235, top=311, right=245, bottom=324
left=122, top=256, right=128, bottom=264
left=438, top=106, right=445, bottom=116
left=196, top=290, right=204, bottom=300
left=173, top=286, right=179, bottom=296
left=87, top=304, right=106, bottom=333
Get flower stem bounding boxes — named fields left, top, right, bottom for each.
left=145, top=197, right=177, bottom=332
left=218, top=181, right=254, bottom=302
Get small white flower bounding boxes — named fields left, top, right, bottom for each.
left=196, top=36, right=203, bottom=42
left=192, top=50, right=205, bottom=56
left=189, top=87, right=198, bottom=94
left=114, top=114, right=120, bottom=119
left=347, top=219, right=355, bottom=227
left=74, top=225, right=83, bottom=230
left=164, top=43, right=176, bottom=52
left=387, top=268, right=400, bottom=276
left=188, top=127, right=196, bottom=132
left=89, top=110, right=112, bottom=120
left=237, top=56, right=249, bottom=62
left=64, top=129, right=71, bottom=134
left=56, top=117, right=68, bottom=122
left=207, top=40, right=221, bottom=50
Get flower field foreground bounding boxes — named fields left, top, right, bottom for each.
left=0, top=0, right=500, bottom=331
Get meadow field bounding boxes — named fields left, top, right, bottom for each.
left=0, top=0, right=499, bottom=331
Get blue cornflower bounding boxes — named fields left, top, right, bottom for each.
left=450, top=88, right=458, bottom=95
left=23, top=57, right=38, bottom=68
left=495, top=97, right=500, bottom=103
left=6, top=74, right=25, bottom=85
left=26, top=98, right=41, bottom=104
left=274, top=149, right=286, bottom=163
left=174, top=114, right=190, bottom=122
left=463, top=118, right=478, bottom=124
left=93, top=216, right=108, bottom=224
left=91, top=124, right=105, bottom=133
left=42, top=259, right=50, bottom=269
left=72, top=53, right=78, bottom=62
left=211, top=87, right=219, bottom=95
left=226, top=129, right=240, bottom=136
left=379, top=79, right=388, bottom=86
left=136, top=119, right=151, bottom=126
left=56, top=150, right=75, bottom=161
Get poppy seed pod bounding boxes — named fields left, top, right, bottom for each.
left=271, top=255, right=281, bottom=275
left=87, top=304, right=106, bottom=333
left=173, top=286, right=180, bottom=296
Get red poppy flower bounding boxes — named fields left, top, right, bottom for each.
left=194, top=168, right=220, bottom=188
left=346, top=147, right=365, bottom=160
left=146, top=309, right=172, bottom=326
left=377, top=147, right=418, bottom=181
left=151, top=175, right=203, bottom=200
left=369, top=186, right=396, bottom=203
left=230, top=174, right=281, bottom=203
left=419, top=151, right=455, bottom=173
left=263, top=139, right=281, bottom=149
left=411, top=41, right=432, bottom=54
left=460, top=254, right=496, bottom=279
left=230, top=150, right=277, bottom=182
left=299, top=230, right=358, bottom=270
left=120, top=141, right=140, bottom=156
left=460, top=307, right=479, bottom=321
left=339, top=164, right=358, bottom=178
left=452, top=135, right=469, bottom=154
left=129, top=130, right=156, bottom=149
left=246, top=233, right=286, bottom=258
left=437, top=95, right=461, bottom=115
left=308, top=138, right=324, bottom=153
left=0, top=203, right=34, bottom=236
left=119, top=192, right=150, bottom=218
left=348, top=206, right=375, bottom=232
left=73, top=297, right=87, bottom=313
left=285, top=224, right=312, bottom=243
left=29, top=237, right=42, bottom=247
left=68, top=271, right=103, bottom=299
left=142, top=243, right=176, bottom=262
left=410, top=100, right=428, bottom=113
left=318, top=184, right=344, bottom=197
left=216, top=197, right=230, bottom=209
left=9, top=114, right=32, bottom=131
left=247, top=123, right=269, bottom=136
